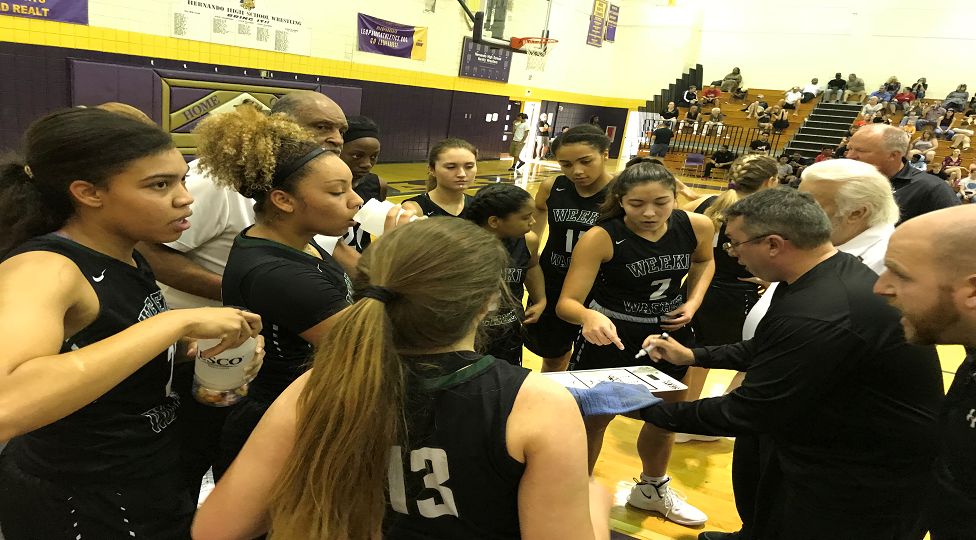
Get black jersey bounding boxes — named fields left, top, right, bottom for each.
left=384, top=352, right=529, bottom=539
left=482, top=237, right=531, bottom=366
left=1, top=234, right=180, bottom=484
left=222, top=228, right=352, bottom=404
left=343, top=173, right=384, bottom=252
left=591, top=212, right=697, bottom=320
left=405, top=192, right=474, bottom=218
left=694, top=196, right=758, bottom=289
left=539, top=175, right=609, bottom=279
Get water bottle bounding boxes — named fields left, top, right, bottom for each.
left=192, top=337, right=257, bottom=407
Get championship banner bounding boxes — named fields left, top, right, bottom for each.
left=605, top=4, right=619, bottom=42
left=0, top=0, right=88, bottom=25
left=357, top=13, right=427, bottom=61
left=585, top=0, right=608, bottom=47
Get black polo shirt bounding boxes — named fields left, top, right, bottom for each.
left=711, top=150, right=737, bottom=164
left=889, top=160, right=959, bottom=224
left=640, top=252, right=943, bottom=533
left=651, top=127, right=673, bottom=145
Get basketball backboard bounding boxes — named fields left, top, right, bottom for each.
left=457, top=0, right=555, bottom=54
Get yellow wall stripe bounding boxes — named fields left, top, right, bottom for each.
left=1, top=15, right=645, bottom=109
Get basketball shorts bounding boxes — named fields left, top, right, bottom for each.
left=524, top=280, right=580, bottom=359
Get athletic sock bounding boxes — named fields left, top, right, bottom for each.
left=640, top=473, right=669, bottom=485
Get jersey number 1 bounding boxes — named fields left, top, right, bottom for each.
left=565, top=229, right=583, bottom=253
left=388, top=446, right=459, bottom=519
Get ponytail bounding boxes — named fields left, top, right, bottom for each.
left=702, top=154, right=778, bottom=230
left=0, top=108, right=174, bottom=258
left=269, top=219, right=508, bottom=539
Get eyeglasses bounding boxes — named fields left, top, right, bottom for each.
left=722, top=234, right=783, bottom=253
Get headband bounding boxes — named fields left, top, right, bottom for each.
left=272, top=147, right=328, bottom=186
left=344, top=123, right=379, bottom=143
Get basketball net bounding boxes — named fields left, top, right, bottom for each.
left=511, top=37, right=558, bottom=72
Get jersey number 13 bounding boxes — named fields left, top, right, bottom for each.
left=388, top=446, right=460, bottom=519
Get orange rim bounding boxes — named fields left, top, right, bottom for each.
left=510, top=37, right=559, bottom=50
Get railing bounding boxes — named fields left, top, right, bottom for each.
left=635, top=116, right=786, bottom=158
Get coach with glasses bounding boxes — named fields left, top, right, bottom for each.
left=637, top=188, right=943, bottom=540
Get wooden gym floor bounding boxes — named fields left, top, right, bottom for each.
left=375, top=156, right=960, bottom=539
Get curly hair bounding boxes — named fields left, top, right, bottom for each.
left=194, top=106, right=321, bottom=211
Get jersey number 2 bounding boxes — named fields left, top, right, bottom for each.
left=648, top=278, right=671, bottom=301
left=388, top=446, right=459, bottom=519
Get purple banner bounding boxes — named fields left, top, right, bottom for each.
left=1, top=0, right=88, bottom=25
left=605, top=4, right=619, bottom=42
left=586, top=0, right=608, bottom=47
left=357, top=13, right=427, bottom=61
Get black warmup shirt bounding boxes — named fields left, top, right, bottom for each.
left=711, top=150, right=736, bottom=165
left=928, top=353, right=976, bottom=530
left=482, top=237, right=531, bottom=365
left=384, top=352, right=529, bottom=539
left=222, top=228, right=352, bottom=403
left=642, top=252, right=943, bottom=510
left=827, top=77, right=847, bottom=90
left=694, top=196, right=756, bottom=288
left=889, top=160, right=960, bottom=224
left=1, top=234, right=181, bottom=483
left=590, top=212, right=697, bottom=319
left=651, top=127, right=673, bottom=145
left=539, top=176, right=608, bottom=287
left=750, top=139, right=771, bottom=152
left=405, top=192, right=473, bottom=218
left=343, top=172, right=383, bottom=252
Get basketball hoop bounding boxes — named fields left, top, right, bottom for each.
left=511, top=37, right=558, bottom=72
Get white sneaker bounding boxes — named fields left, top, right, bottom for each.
left=674, top=433, right=722, bottom=443
left=627, top=476, right=708, bottom=526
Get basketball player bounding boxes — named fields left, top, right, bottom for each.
left=526, top=124, right=614, bottom=372
left=191, top=106, right=366, bottom=479
left=402, top=138, right=477, bottom=218
left=192, top=219, right=612, bottom=540
left=556, top=160, right=714, bottom=526
left=338, top=115, right=387, bottom=253
left=466, top=183, right=547, bottom=366
left=678, top=155, right=778, bottom=440
left=0, top=108, right=261, bottom=539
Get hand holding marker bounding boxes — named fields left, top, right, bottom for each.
left=635, top=332, right=668, bottom=360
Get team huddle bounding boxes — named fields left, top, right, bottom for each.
left=0, top=91, right=972, bottom=540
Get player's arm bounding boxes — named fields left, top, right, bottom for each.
left=531, top=178, right=555, bottom=239
left=662, top=213, right=715, bottom=331
left=136, top=242, right=223, bottom=301
left=523, top=232, right=547, bottom=324
left=509, top=374, right=610, bottom=540
left=192, top=372, right=307, bottom=540
left=401, top=200, right=423, bottom=217
left=555, top=227, right=621, bottom=349
left=680, top=196, right=711, bottom=213
left=378, top=176, right=389, bottom=201
left=0, top=252, right=260, bottom=440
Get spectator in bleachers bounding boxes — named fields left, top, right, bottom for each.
left=854, top=114, right=874, bottom=129
left=891, top=88, right=916, bottom=113
left=703, top=107, right=725, bottom=137
left=816, top=147, right=834, bottom=163
left=784, top=87, right=803, bottom=116
left=834, top=137, right=850, bottom=158
left=700, top=85, right=721, bottom=108
left=846, top=124, right=959, bottom=223
left=680, top=105, right=702, bottom=134
left=916, top=103, right=946, bottom=131
left=823, top=73, right=847, bottom=103
left=720, top=67, right=743, bottom=92
left=770, top=106, right=790, bottom=134
left=943, top=147, right=964, bottom=170
left=801, top=78, right=821, bottom=103
left=648, top=122, right=673, bottom=157
left=861, top=96, right=885, bottom=119
left=703, top=144, right=737, bottom=178
left=902, top=101, right=925, bottom=123
left=843, top=74, right=867, bottom=104
left=935, top=108, right=961, bottom=139
left=942, top=84, right=970, bottom=111
left=949, top=114, right=974, bottom=151
left=883, top=76, right=902, bottom=95
left=929, top=159, right=948, bottom=180
left=741, top=94, right=768, bottom=119
left=749, top=132, right=772, bottom=154
left=909, top=130, right=939, bottom=163
left=869, top=86, right=892, bottom=107
left=680, top=86, right=700, bottom=108
left=909, top=77, right=928, bottom=100
left=756, top=107, right=774, bottom=133
left=661, top=101, right=680, bottom=125
left=910, top=153, right=928, bottom=171
left=730, top=87, right=748, bottom=100
left=776, top=155, right=794, bottom=181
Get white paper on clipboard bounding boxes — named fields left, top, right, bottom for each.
left=542, top=365, right=687, bottom=393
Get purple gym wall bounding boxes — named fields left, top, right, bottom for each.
left=0, top=41, right=625, bottom=161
